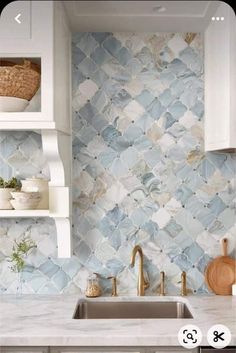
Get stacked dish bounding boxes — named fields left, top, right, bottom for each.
left=10, top=192, right=41, bottom=210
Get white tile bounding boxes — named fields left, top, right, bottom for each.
left=123, top=100, right=145, bottom=121
left=79, top=79, right=98, bottom=100
left=152, top=208, right=171, bottom=228
left=168, top=34, right=188, bottom=56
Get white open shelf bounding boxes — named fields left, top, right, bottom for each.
left=0, top=209, right=50, bottom=218
left=0, top=1, right=72, bottom=258
left=0, top=120, right=56, bottom=130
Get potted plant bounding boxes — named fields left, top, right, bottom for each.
left=0, top=177, right=20, bottom=209
left=8, top=236, right=36, bottom=295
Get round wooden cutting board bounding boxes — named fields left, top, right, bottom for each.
left=205, top=238, right=236, bottom=295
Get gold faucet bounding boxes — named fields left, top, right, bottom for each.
left=130, top=245, right=149, bottom=296
left=159, top=271, right=165, bottom=296
left=181, top=271, right=187, bottom=296
left=107, top=276, right=118, bottom=297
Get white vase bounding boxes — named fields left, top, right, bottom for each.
left=0, top=188, right=15, bottom=209
left=16, top=272, right=23, bottom=297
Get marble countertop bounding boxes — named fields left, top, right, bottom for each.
left=0, top=294, right=235, bottom=347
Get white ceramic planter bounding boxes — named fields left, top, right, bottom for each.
left=21, top=178, right=49, bottom=209
left=0, top=188, right=15, bottom=209
left=10, top=191, right=41, bottom=210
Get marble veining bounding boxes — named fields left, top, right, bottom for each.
left=0, top=33, right=235, bottom=295
left=0, top=295, right=235, bottom=346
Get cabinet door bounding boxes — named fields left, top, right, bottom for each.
left=50, top=348, right=144, bottom=353
left=0, top=348, right=49, bottom=353
left=204, top=2, right=236, bottom=151
left=151, top=348, right=198, bottom=353
left=50, top=348, right=198, bottom=353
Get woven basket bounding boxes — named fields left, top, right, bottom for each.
left=0, top=60, right=41, bottom=101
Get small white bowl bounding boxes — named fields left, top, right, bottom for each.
left=0, top=97, right=29, bottom=112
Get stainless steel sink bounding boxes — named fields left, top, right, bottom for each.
left=73, top=300, right=193, bottom=319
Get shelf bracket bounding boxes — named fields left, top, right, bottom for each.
left=41, top=129, right=72, bottom=258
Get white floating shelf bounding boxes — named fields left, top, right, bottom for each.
left=0, top=209, right=50, bottom=218
left=0, top=120, right=56, bottom=130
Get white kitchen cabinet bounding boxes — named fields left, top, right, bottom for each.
left=50, top=350, right=141, bottom=353
left=50, top=348, right=198, bottom=353
left=0, top=348, right=49, bottom=353
left=50, top=350, right=142, bottom=353
left=204, top=2, right=236, bottom=152
left=0, top=1, right=71, bottom=133
left=0, top=1, right=72, bottom=258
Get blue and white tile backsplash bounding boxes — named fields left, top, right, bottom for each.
left=0, top=33, right=235, bottom=295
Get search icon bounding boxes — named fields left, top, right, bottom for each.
left=187, top=333, right=194, bottom=340
left=178, top=325, right=202, bottom=349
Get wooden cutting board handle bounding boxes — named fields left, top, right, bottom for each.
left=222, top=238, right=228, bottom=256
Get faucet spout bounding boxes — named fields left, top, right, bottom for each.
left=130, top=245, right=149, bottom=296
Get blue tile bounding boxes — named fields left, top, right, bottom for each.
left=115, top=47, right=132, bottom=66
left=38, top=260, right=60, bottom=278
left=91, top=32, right=111, bottom=44
left=168, top=101, right=187, bottom=120
left=135, top=90, right=155, bottom=108
left=197, top=254, right=212, bottom=273
left=79, top=58, right=98, bottom=76
left=164, top=219, right=183, bottom=238
left=168, top=59, right=187, bottom=75
left=175, top=184, right=193, bottom=204
left=107, top=206, right=126, bottom=225
left=207, top=196, right=226, bottom=216
left=52, top=270, right=70, bottom=291
left=112, top=69, right=132, bottom=84
left=98, top=148, right=118, bottom=168
left=191, top=100, right=204, bottom=118
left=170, top=253, right=192, bottom=271
left=159, top=89, right=174, bottom=107
left=112, top=89, right=132, bottom=108
left=183, top=242, right=204, bottom=264
left=90, top=113, right=108, bottom=132
left=91, top=46, right=111, bottom=65
left=106, top=258, right=125, bottom=275
left=147, top=98, right=164, bottom=119
left=77, top=33, right=98, bottom=56
left=79, top=103, right=99, bottom=123
left=103, top=36, right=122, bottom=56
left=109, top=136, right=130, bottom=153
left=126, top=58, right=142, bottom=76
left=91, top=69, right=109, bottom=87
left=102, top=79, right=122, bottom=97
left=101, top=125, right=121, bottom=144
left=1, top=33, right=235, bottom=296
left=197, top=159, right=215, bottom=180
left=72, top=33, right=86, bottom=44
left=72, top=45, right=86, bottom=64
left=163, top=112, right=176, bottom=129
left=107, top=229, right=122, bottom=250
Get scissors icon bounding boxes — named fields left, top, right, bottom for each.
left=213, top=331, right=225, bottom=342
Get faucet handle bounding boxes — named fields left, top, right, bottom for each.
left=107, top=276, right=118, bottom=297
left=159, top=271, right=165, bottom=296
left=180, top=271, right=188, bottom=296
left=143, top=270, right=150, bottom=289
